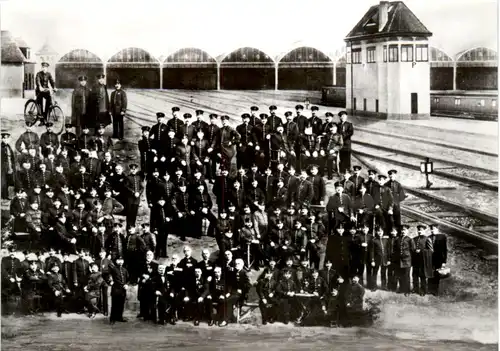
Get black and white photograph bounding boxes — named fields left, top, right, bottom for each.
left=0, top=0, right=498, bottom=350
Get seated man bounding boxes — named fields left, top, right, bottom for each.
left=183, top=267, right=210, bottom=326
left=257, top=266, right=278, bottom=325
left=204, top=266, right=232, bottom=327
left=275, top=268, right=297, bottom=324
left=153, top=264, right=176, bottom=325
left=344, top=275, right=366, bottom=327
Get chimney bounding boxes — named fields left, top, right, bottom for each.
left=379, top=1, right=389, bottom=32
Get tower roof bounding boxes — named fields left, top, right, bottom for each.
left=1, top=31, right=27, bottom=63
left=345, top=1, right=432, bottom=41
left=36, top=41, right=58, bottom=56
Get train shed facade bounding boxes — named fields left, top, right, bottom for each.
left=163, top=48, right=217, bottom=90
left=56, top=49, right=104, bottom=88
left=429, top=47, right=454, bottom=90
left=278, top=46, right=334, bottom=90
left=456, top=47, right=497, bottom=90
left=106, top=47, right=160, bottom=88
left=220, top=47, right=275, bottom=90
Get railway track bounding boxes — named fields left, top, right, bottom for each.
left=352, top=137, right=498, bottom=191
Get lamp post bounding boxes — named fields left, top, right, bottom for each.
left=420, top=157, right=434, bottom=189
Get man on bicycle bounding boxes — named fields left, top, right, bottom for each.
left=35, top=62, right=57, bottom=126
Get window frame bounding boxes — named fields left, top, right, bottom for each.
left=401, top=45, right=414, bottom=62
left=352, top=48, right=362, bottom=64
left=388, top=45, right=398, bottom=62
left=383, top=45, right=387, bottom=62
left=366, top=47, right=376, bottom=63
left=415, top=44, right=428, bottom=62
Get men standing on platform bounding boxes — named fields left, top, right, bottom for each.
left=308, top=106, right=323, bottom=136
left=294, top=104, right=308, bottom=134
left=16, top=122, right=39, bottom=155
left=337, top=111, right=353, bottom=174
left=412, top=225, right=433, bottom=296
left=236, top=113, right=256, bottom=170
left=393, top=225, right=415, bottom=296
left=125, top=164, right=144, bottom=228
left=110, top=80, right=128, bottom=140
left=267, top=106, right=283, bottom=133
left=91, top=74, right=111, bottom=130
left=249, top=106, right=261, bottom=127
left=386, top=170, right=406, bottom=232
left=71, top=75, right=91, bottom=135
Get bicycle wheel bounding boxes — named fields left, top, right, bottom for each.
left=48, top=105, right=65, bottom=135
left=24, top=99, right=40, bottom=125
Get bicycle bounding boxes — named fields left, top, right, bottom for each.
left=24, top=88, right=66, bottom=134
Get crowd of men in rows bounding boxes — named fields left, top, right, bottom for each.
left=1, top=101, right=448, bottom=327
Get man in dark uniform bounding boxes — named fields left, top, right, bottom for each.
left=71, top=75, right=91, bottom=135
left=386, top=170, right=406, bottom=232
left=326, top=182, right=354, bottom=232
left=60, top=124, right=78, bottom=159
left=138, top=126, right=154, bottom=175
left=282, top=111, right=299, bottom=168
left=167, top=107, right=185, bottom=138
left=392, top=225, right=415, bottom=295
left=377, top=174, right=394, bottom=234
left=188, top=110, right=209, bottom=141
left=337, top=111, right=353, bottom=174
left=412, top=225, right=434, bottom=296
left=125, top=164, right=144, bottom=228
left=150, top=112, right=168, bottom=157
left=91, top=74, right=111, bottom=130
left=354, top=182, right=375, bottom=229
left=267, top=105, right=283, bottom=133
left=206, top=114, right=220, bottom=181
left=299, top=126, right=320, bottom=172
left=369, top=226, right=390, bottom=290
left=236, top=113, right=256, bottom=170
left=218, top=115, right=241, bottom=171
left=35, top=62, right=57, bottom=125
left=249, top=106, right=261, bottom=127
left=40, top=122, right=60, bottom=157
left=350, top=166, right=365, bottom=193
left=171, top=181, right=193, bottom=241
left=427, top=225, right=448, bottom=296
left=296, top=170, right=314, bottom=207
left=1, top=132, right=16, bottom=200
left=109, top=256, right=129, bottom=324
left=308, top=106, right=323, bottom=136
left=110, top=79, right=128, bottom=140
left=293, top=104, right=308, bottom=134
left=16, top=122, right=40, bottom=154
left=321, top=123, right=343, bottom=179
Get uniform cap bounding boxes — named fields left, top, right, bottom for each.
left=417, top=225, right=427, bottom=230
left=295, top=105, right=304, bottom=110
left=259, top=113, right=268, bottom=119
left=78, top=75, right=87, bottom=81
left=338, top=111, right=347, bottom=117
left=241, top=113, right=250, bottom=119
left=41, top=62, right=50, bottom=67
left=96, top=74, right=105, bottom=79
left=129, top=164, right=138, bottom=169
left=325, top=112, right=333, bottom=117
left=269, top=105, right=277, bottom=111
left=195, top=110, right=204, bottom=115
left=156, top=112, right=165, bottom=118
left=367, top=169, right=377, bottom=175
left=1, top=131, right=10, bottom=137
left=183, top=113, right=192, bottom=119
left=115, top=79, right=121, bottom=85
left=388, top=169, right=398, bottom=175
left=311, top=106, right=319, bottom=111
left=378, top=174, right=387, bottom=180
left=172, top=107, right=180, bottom=112
left=220, top=115, right=230, bottom=121
left=353, top=165, right=362, bottom=171
left=209, top=113, right=218, bottom=119
left=284, top=111, right=293, bottom=117
left=250, top=106, right=259, bottom=111
left=45, top=122, right=54, bottom=127
left=334, top=182, right=343, bottom=188
left=141, top=126, right=151, bottom=132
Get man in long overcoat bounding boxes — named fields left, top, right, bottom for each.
left=71, top=75, right=91, bottom=135
left=91, top=74, right=111, bottom=130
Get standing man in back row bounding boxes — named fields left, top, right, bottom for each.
left=92, top=74, right=111, bottom=131
left=110, top=79, right=128, bottom=140
left=337, top=111, right=353, bottom=174
left=71, top=75, right=91, bottom=136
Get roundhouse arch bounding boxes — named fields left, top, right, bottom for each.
left=56, top=49, right=104, bottom=88
left=106, top=47, right=160, bottom=88
left=220, top=47, right=275, bottom=90
left=163, top=48, right=217, bottom=90
left=278, top=46, right=334, bottom=90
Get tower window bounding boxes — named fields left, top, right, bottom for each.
left=401, top=45, right=413, bottom=62
left=388, top=45, right=398, bottom=62
left=367, top=47, right=376, bottom=63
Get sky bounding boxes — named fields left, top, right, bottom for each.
left=1, top=0, right=497, bottom=61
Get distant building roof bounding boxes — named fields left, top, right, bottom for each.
left=345, top=1, right=432, bottom=41
left=1, top=30, right=15, bottom=45
left=2, top=43, right=27, bottom=64
left=15, top=37, right=30, bottom=48
left=36, top=42, right=58, bottom=56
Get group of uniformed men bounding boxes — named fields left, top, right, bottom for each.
left=1, top=98, right=448, bottom=327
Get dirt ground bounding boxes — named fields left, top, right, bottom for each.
left=1, top=91, right=498, bottom=349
